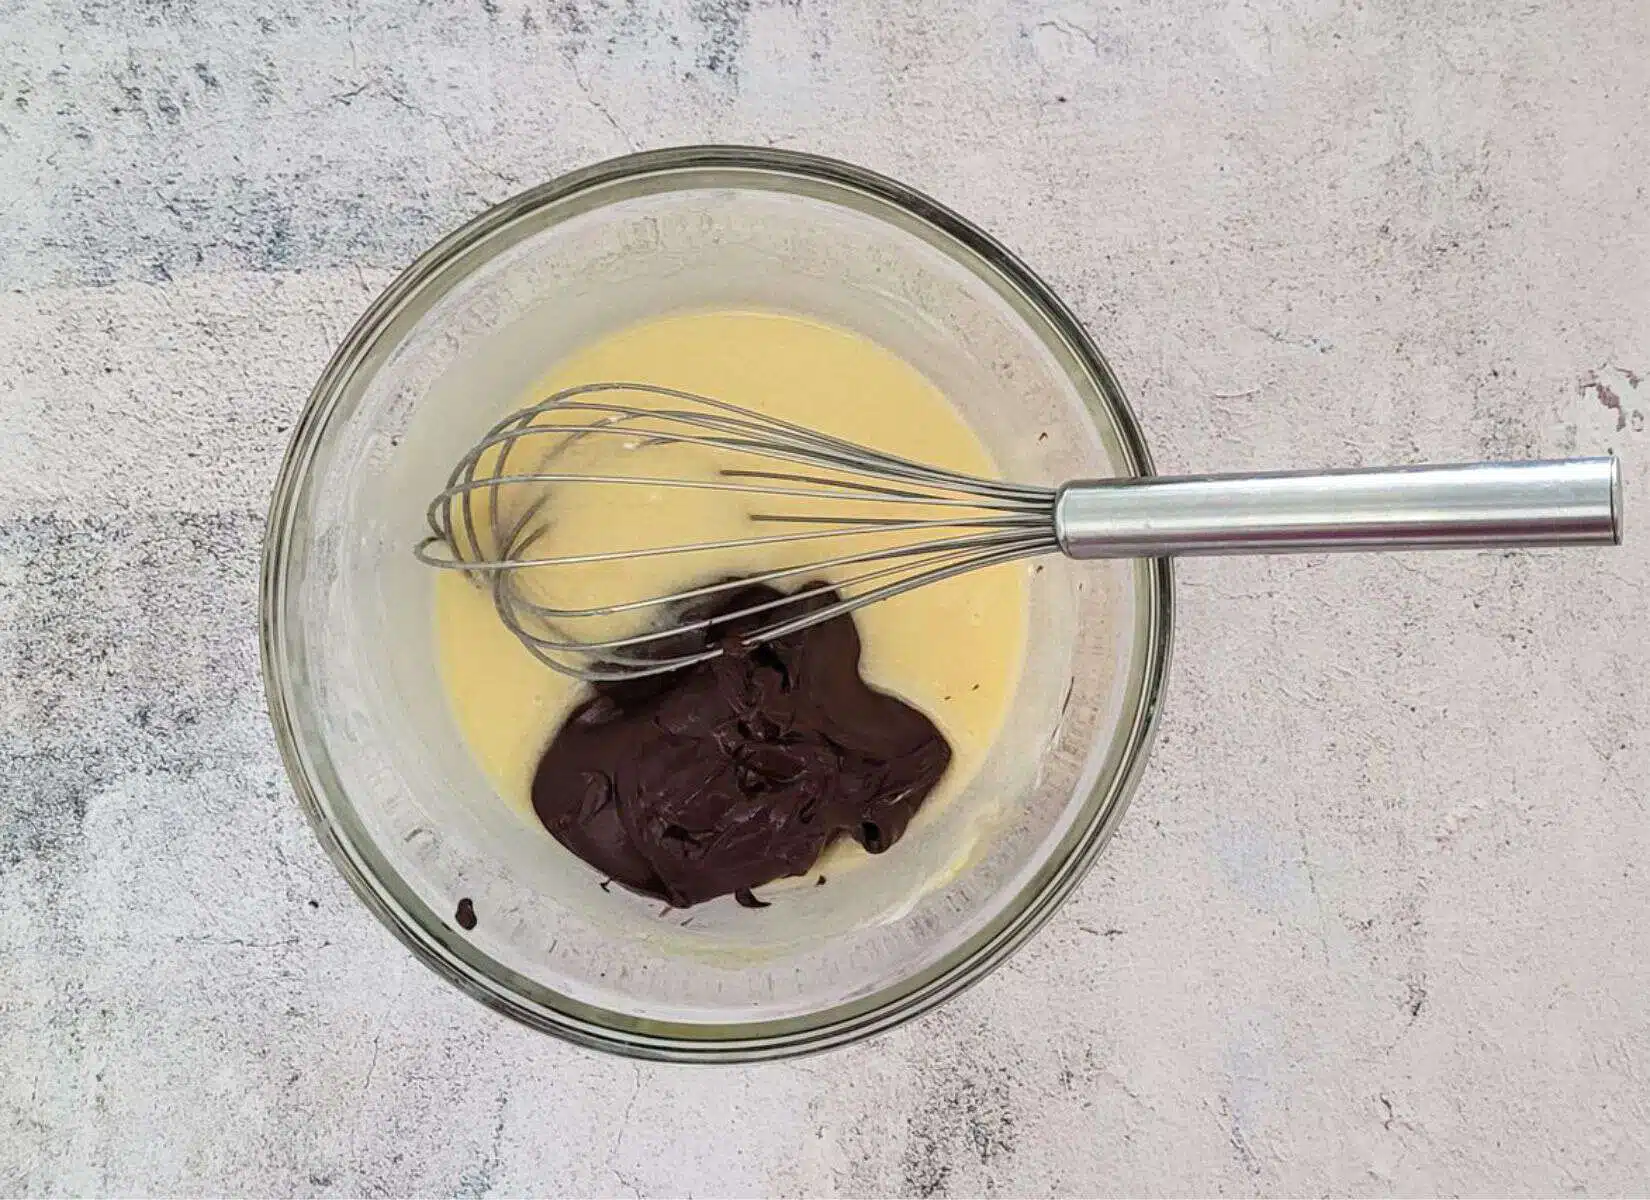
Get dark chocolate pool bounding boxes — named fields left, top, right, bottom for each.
left=531, top=583, right=953, bottom=907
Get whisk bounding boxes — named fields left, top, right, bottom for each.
left=414, top=383, right=1621, bottom=682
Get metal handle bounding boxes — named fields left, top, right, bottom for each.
left=1054, top=457, right=1621, bottom=558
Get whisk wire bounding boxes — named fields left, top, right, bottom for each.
left=417, top=382, right=1054, bottom=681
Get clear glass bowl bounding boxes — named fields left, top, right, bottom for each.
left=260, top=147, right=1173, bottom=1060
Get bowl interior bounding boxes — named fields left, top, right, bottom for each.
left=266, top=152, right=1166, bottom=1055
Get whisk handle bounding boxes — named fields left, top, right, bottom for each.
left=1055, top=457, right=1621, bottom=558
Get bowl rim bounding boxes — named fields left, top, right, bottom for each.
left=260, top=144, right=1174, bottom=1061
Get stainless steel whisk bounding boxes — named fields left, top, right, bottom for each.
left=415, top=383, right=1621, bottom=682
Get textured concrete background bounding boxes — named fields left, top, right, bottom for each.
left=3, top=0, right=1648, bottom=1195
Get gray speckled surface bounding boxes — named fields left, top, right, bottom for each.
left=3, top=0, right=1649, bottom=1195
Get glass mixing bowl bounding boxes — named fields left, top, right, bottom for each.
left=261, top=147, right=1173, bottom=1060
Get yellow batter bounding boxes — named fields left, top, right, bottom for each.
left=434, top=309, right=1029, bottom=876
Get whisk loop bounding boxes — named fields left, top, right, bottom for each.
left=415, top=383, right=1058, bottom=682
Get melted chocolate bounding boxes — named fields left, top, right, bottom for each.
left=531, top=584, right=952, bottom=907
